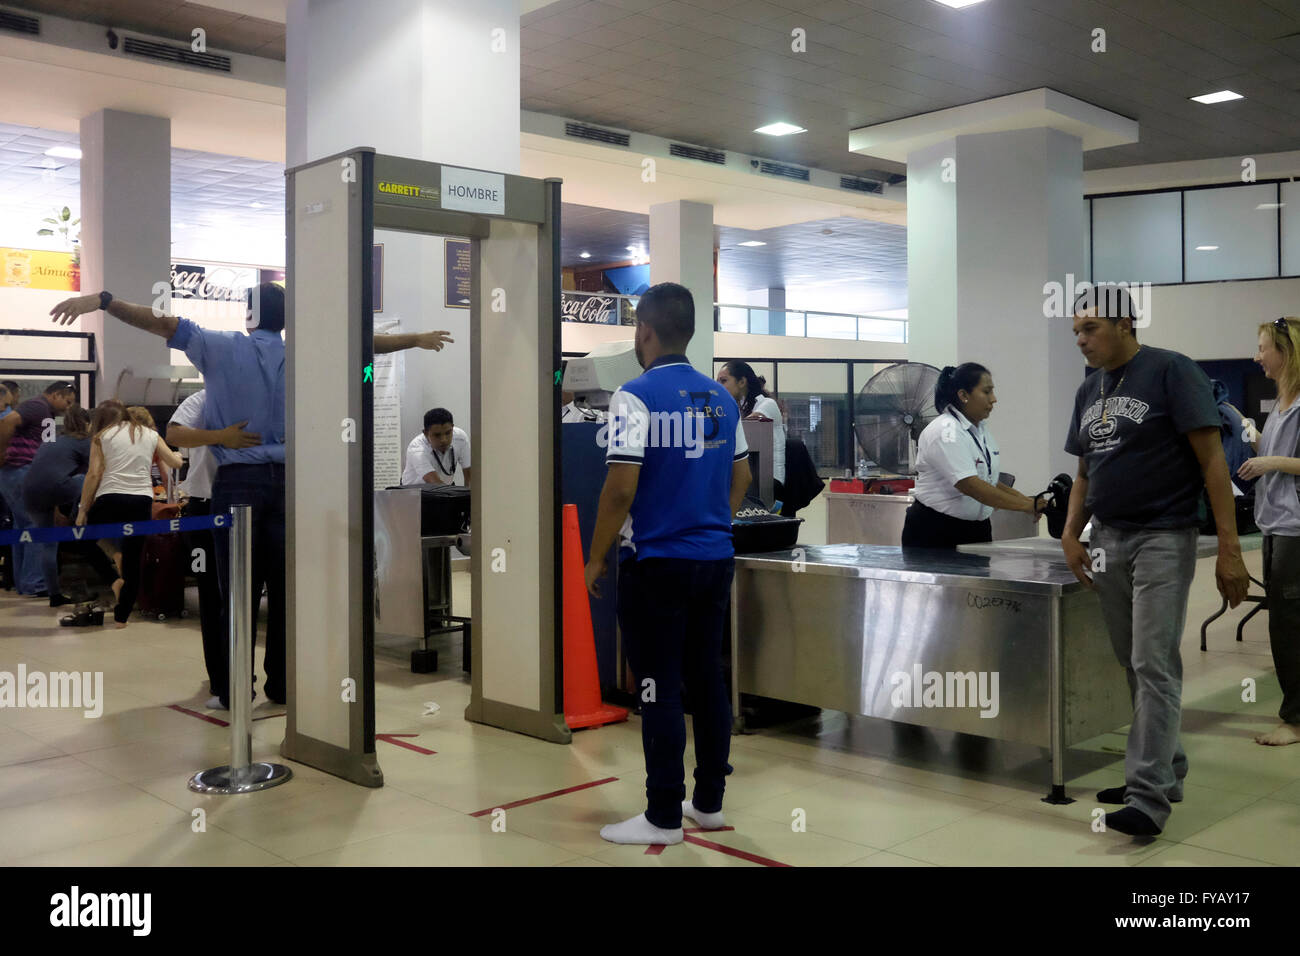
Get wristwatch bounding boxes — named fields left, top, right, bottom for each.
left=98, top=290, right=113, bottom=311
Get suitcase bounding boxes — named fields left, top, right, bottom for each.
left=135, top=532, right=188, bottom=620
left=137, top=471, right=187, bottom=620
left=420, top=485, right=471, bottom=535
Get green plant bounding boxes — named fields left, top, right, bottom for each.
left=38, top=206, right=80, bottom=250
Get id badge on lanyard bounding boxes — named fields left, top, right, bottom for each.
left=950, top=409, right=991, bottom=476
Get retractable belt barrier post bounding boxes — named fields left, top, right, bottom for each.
left=0, top=509, right=292, bottom=793
left=190, top=504, right=292, bottom=795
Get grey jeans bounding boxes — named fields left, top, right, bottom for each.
left=1090, top=519, right=1198, bottom=829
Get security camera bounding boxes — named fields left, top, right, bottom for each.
left=106, top=29, right=119, bottom=50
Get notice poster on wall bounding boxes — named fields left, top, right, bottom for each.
left=2, top=247, right=78, bottom=291
left=445, top=238, right=471, bottom=308
left=373, top=317, right=403, bottom=489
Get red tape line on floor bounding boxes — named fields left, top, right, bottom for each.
left=469, top=776, right=619, bottom=817
left=376, top=733, right=436, bottom=755
left=168, top=704, right=285, bottom=727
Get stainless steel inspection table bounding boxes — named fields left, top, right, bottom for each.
left=730, top=544, right=1132, bottom=802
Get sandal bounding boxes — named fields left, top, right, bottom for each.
left=59, top=603, right=94, bottom=627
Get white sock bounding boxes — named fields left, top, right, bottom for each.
left=683, top=800, right=726, bottom=829
left=204, top=696, right=228, bottom=711
left=599, top=813, right=683, bottom=845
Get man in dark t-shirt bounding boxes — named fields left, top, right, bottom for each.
left=0, top=381, right=78, bottom=596
left=1062, top=286, right=1248, bottom=837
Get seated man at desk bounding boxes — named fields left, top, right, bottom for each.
left=402, top=408, right=472, bottom=487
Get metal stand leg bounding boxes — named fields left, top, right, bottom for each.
left=190, top=505, right=293, bottom=795
left=1200, top=597, right=1228, bottom=652
left=1042, top=598, right=1073, bottom=805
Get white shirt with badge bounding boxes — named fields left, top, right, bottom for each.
left=912, top=405, right=1000, bottom=521
left=402, top=426, right=471, bottom=486
left=168, top=389, right=216, bottom=500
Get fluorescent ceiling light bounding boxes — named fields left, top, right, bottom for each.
left=579, top=251, right=591, bottom=259
left=44, top=146, right=82, bottom=159
left=1195, top=245, right=1219, bottom=251
left=1257, top=202, right=1285, bottom=210
left=1190, top=90, right=1243, bottom=104
left=250, top=201, right=265, bottom=208
left=755, top=122, right=805, bottom=136
left=738, top=240, right=766, bottom=247
left=931, top=0, right=986, bottom=7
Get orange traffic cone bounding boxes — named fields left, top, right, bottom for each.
left=562, top=504, right=629, bottom=730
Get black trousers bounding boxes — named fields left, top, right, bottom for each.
left=185, top=497, right=226, bottom=699
left=901, top=499, right=992, bottom=549
left=617, top=555, right=734, bottom=829
left=86, top=494, right=153, bottom=624
left=211, top=463, right=285, bottom=705
left=1263, top=534, right=1300, bottom=725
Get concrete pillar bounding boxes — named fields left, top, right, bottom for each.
left=286, top=0, right=520, bottom=452
left=851, top=89, right=1138, bottom=492
left=649, top=199, right=714, bottom=372
left=78, top=109, right=171, bottom=396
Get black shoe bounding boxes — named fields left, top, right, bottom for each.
left=49, top=593, right=76, bottom=608
left=1096, top=786, right=1182, bottom=805
left=1105, top=806, right=1162, bottom=836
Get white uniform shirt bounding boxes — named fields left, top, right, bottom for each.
left=95, top=423, right=160, bottom=500
left=168, top=389, right=216, bottom=500
left=749, top=394, right=785, bottom=484
left=402, top=426, right=471, bottom=485
left=912, top=405, right=1001, bottom=521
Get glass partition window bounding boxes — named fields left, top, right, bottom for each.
left=1184, top=183, right=1279, bottom=281
left=805, top=312, right=857, bottom=339
left=1092, top=191, right=1183, bottom=285
left=777, top=362, right=850, bottom=473
left=1282, top=182, right=1300, bottom=277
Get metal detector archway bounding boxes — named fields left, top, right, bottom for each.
left=283, top=147, right=568, bottom=787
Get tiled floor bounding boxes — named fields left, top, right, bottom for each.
left=1, top=546, right=1297, bottom=867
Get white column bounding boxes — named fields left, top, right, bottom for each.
left=766, top=286, right=786, bottom=336
left=649, top=199, right=714, bottom=372
left=907, top=128, right=1084, bottom=491
left=79, top=109, right=172, bottom=397
left=852, top=89, right=1137, bottom=493
left=286, top=0, right=520, bottom=448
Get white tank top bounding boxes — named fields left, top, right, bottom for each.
left=95, top=423, right=158, bottom=499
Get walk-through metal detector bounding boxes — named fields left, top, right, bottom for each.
left=282, top=147, right=569, bottom=787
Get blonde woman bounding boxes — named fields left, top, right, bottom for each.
left=1239, top=317, right=1300, bottom=745
left=78, top=400, right=183, bottom=627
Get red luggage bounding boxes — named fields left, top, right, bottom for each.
left=136, top=471, right=188, bottom=621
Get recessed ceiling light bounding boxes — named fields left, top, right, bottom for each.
left=1257, top=202, right=1285, bottom=210
left=738, top=240, right=766, bottom=247
left=44, top=146, right=82, bottom=160
left=250, top=201, right=265, bottom=208
left=579, top=252, right=591, bottom=259
left=755, top=122, right=806, bottom=136
left=931, top=0, right=986, bottom=7
left=1190, top=90, right=1243, bottom=104
left=1195, top=245, right=1219, bottom=251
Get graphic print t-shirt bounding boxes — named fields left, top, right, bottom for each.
left=1064, top=346, right=1219, bottom=530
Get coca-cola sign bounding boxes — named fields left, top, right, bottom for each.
left=561, top=292, right=619, bottom=324
left=170, top=263, right=257, bottom=302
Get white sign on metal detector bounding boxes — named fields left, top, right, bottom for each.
left=442, top=167, right=505, bottom=215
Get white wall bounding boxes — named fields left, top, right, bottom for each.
left=561, top=321, right=909, bottom=364
left=1139, top=277, right=1300, bottom=361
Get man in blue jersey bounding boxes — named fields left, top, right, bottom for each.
left=585, top=282, right=752, bottom=846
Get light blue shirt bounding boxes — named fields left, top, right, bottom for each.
left=167, top=318, right=285, bottom=466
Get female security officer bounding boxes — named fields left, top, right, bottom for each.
left=901, top=362, right=1040, bottom=548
